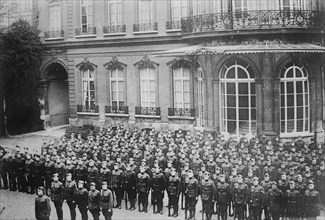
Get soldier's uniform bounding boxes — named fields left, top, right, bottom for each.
left=206, top=157, right=217, bottom=175
left=285, top=181, right=300, bottom=220
left=296, top=174, right=307, bottom=218
left=123, top=165, right=137, bottom=210
left=137, top=169, right=150, bottom=213
left=111, top=164, right=124, bottom=208
left=151, top=169, right=166, bottom=214
left=180, top=164, right=189, bottom=210
left=16, top=153, right=27, bottom=192
left=34, top=156, right=45, bottom=188
left=315, top=163, right=325, bottom=208
left=303, top=180, right=321, bottom=220
left=100, top=182, right=113, bottom=220
left=216, top=174, right=231, bottom=220
left=75, top=180, right=88, bottom=220
left=233, top=175, right=249, bottom=220
left=50, top=174, right=64, bottom=220
left=100, top=164, right=112, bottom=188
left=25, top=155, right=35, bottom=194
left=65, top=162, right=76, bottom=181
left=54, top=160, right=66, bottom=183
left=184, top=170, right=199, bottom=220
left=44, top=157, right=55, bottom=195
left=200, top=172, right=216, bottom=220
left=65, top=173, right=77, bottom=220
left=249, top=177, right=265, bottom=220
left=0, top=152, right=8, bottom=189
left=88, top=182, right=101, bottom=220
left=167, top=169, right=181, bottom=217
left=75, top=161, right=88, bottom=186
left=267, top=182, right=283, bottom=220
left=88, top=162, right=99, bottom=189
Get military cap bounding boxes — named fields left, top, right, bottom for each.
left=289, top=180, right=295, bottom=185
left=253, top=177, right=259, bottom=181
left=83, top=153, right=87, bottom=156
left=271, top=181, right=277, bottom=185
left=220, top=174, right=226, bottom=178
left=201, top=164, right=206, bottom=167
left=114, top=163, right=119, bottom=166
left=79, top=180, right=84, bottom=184
left=53, top=173, right=59, bottom=178
left=308, top=180, right=314, bottom=185
left=66, top=172, right=72, bottom=177
left=237, top=174, right=243, bottom=178
left=204, top=171, right=210, bottom=175
left=184, top=163, right=189, bottom=167
left=264, top=173, right=269, bottom=177
left=102, top=181, right=108, bottom=185
left=90, top=182, right=96, bottom=187
left=188, top=170, right=193, bottom=174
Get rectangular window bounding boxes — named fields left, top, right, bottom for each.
left=171, top=0, right=188, bottom=21
left=192, top=0, right=203, bottom=16
left=80, top=0, right=93, bottom=32
left=108, top=0, right=122, bottom=26
left=110, top=69, right=125, bottom=108
left=82, top=70, right=96, bottom=111
left=139, top=0, right=154, bottom=23
left=279, top=0, right=308, bottom=11
left=232, top=0, right=248, bottom=12
left=140, top=68, right=156, bottom=107
left=173, top=68, right=190, bottom=109
left=49, top=3, right=61, bottom=31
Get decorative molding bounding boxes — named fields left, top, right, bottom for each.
left=103, top=56, right=127, bottom=70
left=134, top=55, right=158, bottom=70
left=167, top=58, right=192, bottom=69
left=76, top=58, right=97, bottom=72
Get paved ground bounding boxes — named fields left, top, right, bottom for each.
left=0, top=126, right=324, bottom=220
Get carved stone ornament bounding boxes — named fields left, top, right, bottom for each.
left=76, top=58, right=97, bottom=72
left=167, top=58, right=193, bottom=69
left=134, top=55, right=158, bottom=70
left=103, top=56, right=127, bottom=70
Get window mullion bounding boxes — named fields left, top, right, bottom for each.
left=302, top=78, right=306, bottom=132
left=236, top=82, right=239, bottom=136
left=284, top=81, right=287, bottom=133
left=294, top=71, right=297, bottom=132
left=248, top=82, right=251, bottom=134
left=224, top=83, right=227, bottom=132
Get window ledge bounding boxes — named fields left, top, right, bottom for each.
left=103, top=33, right=126, bottom=37
left=133, top=31, right=158, bottom=35
left=168, top=116, right=195, bottom=120
left=279, top=132, right=314, bottom=138
left=75, top=34, right=97, bottom=39
left=166, top=29, right=181, bottom=33
left=135, top=115, right=161, bottom=119
left=77, top=112, right=100, bottom=116
left=105, top=113, right=129, bottom=117
left=44, top=37, right=64, bottom=41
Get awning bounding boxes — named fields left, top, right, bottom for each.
left=154, top=43, right=325, bottom=57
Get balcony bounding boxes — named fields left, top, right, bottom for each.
left=75, top=27, right=97, bottom=38
left=181, top=10, right=323, bottom=35
left=103, top=25, right=126, bottom=36
left=166, top=20, right=182, bottom=32
left=133, top=22, right=158, bottom=34
left=135, top=107, right=161, bottom=118
left=44, top=30, right=64, bottom=40
left=168, top=108, right=195, bottom=119
left=105, top=105, right=129, bottom=117
left=77, top=104, right=99, bottom=115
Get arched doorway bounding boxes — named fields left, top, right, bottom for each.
left=44, top=62, right=69, bottom=127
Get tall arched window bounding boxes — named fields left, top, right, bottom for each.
left=280, top=62, right=309, bottom=134
left=220, top=59, right=256, bottom=135
left=197, top=68, right=205, bottom=127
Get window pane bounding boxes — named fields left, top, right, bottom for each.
left=286, top=69, right=294, bottom=78
left=226, top=68, right=235, bottom=79
left=239, top=109, right=249, bottom=120
left=287, top=95, right=294, bottom=106
left=280, top=82, right=284, bottom=93
left=238, top=83, right=248, bottom=94
left=227, top=96, right=236, bottom=107
left=297, top=120, right=303, bottom=132
left=118, top=91, right=124, bottom=100
left=287, top=120, right=294, bottom=133
left=111, top=81, right=117, bottom=91
left=296, top=81, right=303, bottom=93
left=237, top=68, right=248, bottom=79
left=281, top=121, right=285, bottom=133
left=227, top=83, right=236, bottom=94
left=251, top=97, right=256, bottom=107
left=239, top=121, right=249, bottom=133
left=297, top=107, right=303, bottom=119
left=295, top=68, right=303, bottom=78
left=227, top=121, right=236, bottom=133
left=184, top=92, right=190, bottom=103
left=297, top=94, right=303, bottom=106
left=112, top=91, right=117, bottom=101
left=251, top=109, right=256, bottom=120
left=281, top=108, right=285, bottom=120
left=280, top=95, right=285, bottom=106
left=287, top=82, right=294, bottom=94
left=239, top=96, right=249, bottom=107
left=119, top=81, right=124, bottom=91
left=90, top=81, right=95, bottom=90
left=287, top=108, right=294, bottom=119
left=227, top=108, right=236, bottom=120
left=183, top=81, right=190, bottom=91
left=149, top=81, right=155, bottom=90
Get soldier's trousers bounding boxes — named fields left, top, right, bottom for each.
left=152, top=191, right=164, bottom=212
left=138, top=192, right=149, bottom=211
left=270, top=212, right=280, bottom=220
left=89, top=208, right=100, bottom=220
left=168, top=195, right=179, bottom=215
left=67, top=200, right=76, bottom=220
left=126, top=189, right=137, bottom=208
left=0, top=170, right=8, bottom=189
left=8, top=172, right=16, bottom=190
left=53, top=201, right=63, bottom=220
left=78, top=205, right=88, bottom=220
left=185, top=197, right=197, bottom=219
left=113, top=187, right=124, bottom=207
left=44, top=177, right=52, bottom=195
left=202, top=200, right=214, bottom=220
left=26, top=174, right=35, bottom=193
left=102, top=208, right=112, bottom=220
left=218, top=203, right=228, bottom=220
left=249, top=206, right=262, bottom=220
left=17, top=172, right=27, bottom=192
left=234, top=203, right=246, bottom=220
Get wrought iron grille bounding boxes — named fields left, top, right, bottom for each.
left=77, top=105, right=99, bottom=113
left=181, top=10, right=321, bottom=33
left=105, top=106, right=129, bottom=114
left=103, top=25, right=126, bottom=34
left=75, top=27, right=97, bottom=36
left=44, top=30, right=64, bottom=39
left=133, top=22, right=158, bottom=32
left=135, top=107, right=161, bottom=116
left=166, top=20, right=182, bottom=30
left=168, top=108, right=195, bottom=117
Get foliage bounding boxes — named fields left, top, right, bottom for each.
left=1, top=19, right=45, bottom=134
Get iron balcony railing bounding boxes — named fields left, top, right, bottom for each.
left=103, top=25, right=126, bottom=34
left=133, top=22, right=158, bottom=32
left=166, top=20, right=182, bottom=30
left=75, top=27, right=97, bottom=36
left=181, top=10, right=323, bottom=33
left=105, top=106, right=129, bottom=114
left=135, top=107, right=161, bottom=116
left=168, top=108, right=195, bottom=118
left=77, top=105, right=99, bottom=113
left=44, top=30, right=64, bottom=39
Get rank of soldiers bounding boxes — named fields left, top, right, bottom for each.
left=0, top=126, right=324, bottom=220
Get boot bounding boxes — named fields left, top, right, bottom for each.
left=168, top=207, right=171, bottom=217
left=144, top=202, right=148, bottom=213
left=138, top=203, right=142, bottom=212
left=159, top=204, right=163, bottom=214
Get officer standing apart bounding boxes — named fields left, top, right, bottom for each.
left=35, top=186, right=51, bottom=220
left=100, top=181, right=113, bottom=220
left=65, top=172, right=77, bottom=220
left=51, top=173, right=64, bottom=220
left=88, top=182, right=101, bottom=220
left=76, top=180, right=89, bottom=220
